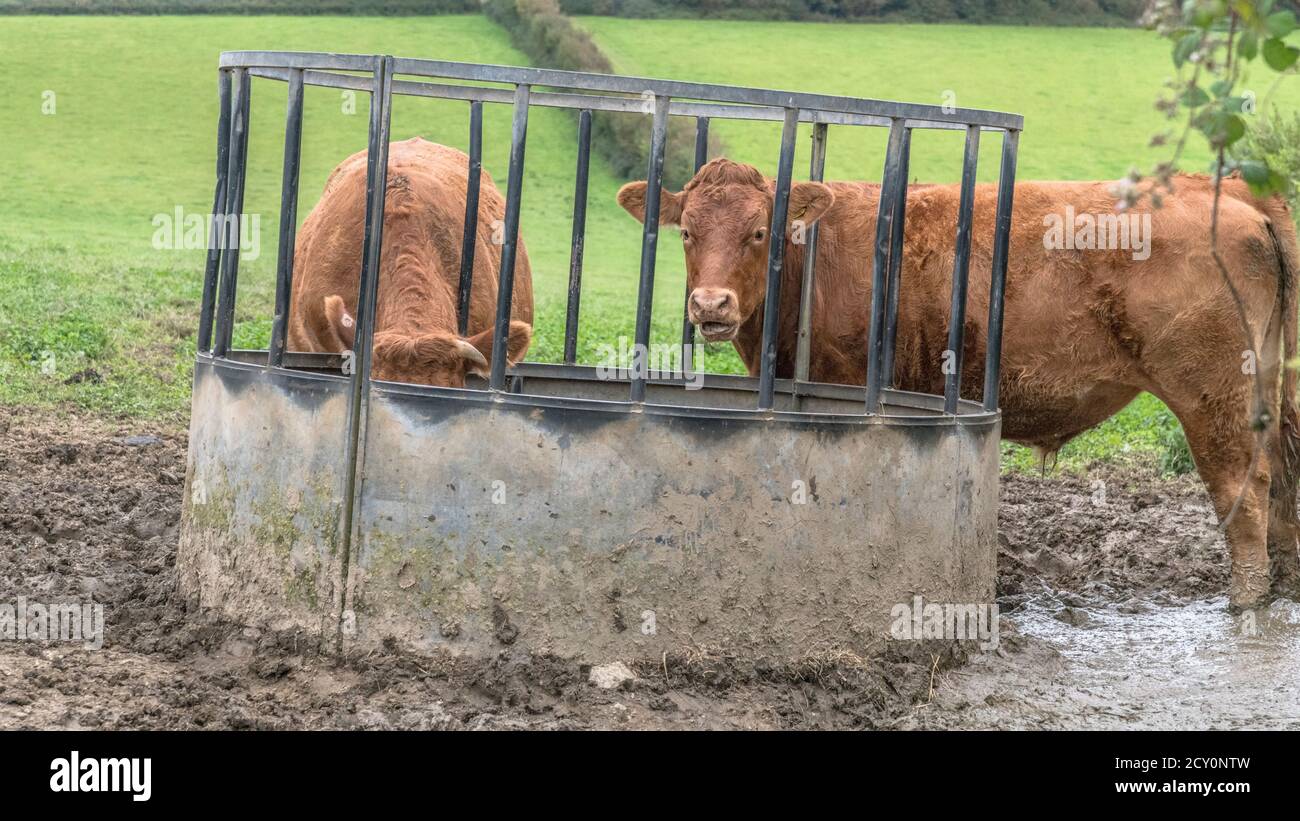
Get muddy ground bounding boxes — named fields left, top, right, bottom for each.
left=2, top=409, right=1297, bottom=730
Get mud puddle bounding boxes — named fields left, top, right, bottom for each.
left=1024, top=593, right=1300, bottom=728
left=901, top=471, right=1300, bottom=729
left=909, top=588, right=1300, bottom=730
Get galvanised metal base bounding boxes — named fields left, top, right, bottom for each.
left=179, top=354, right=999, bottom=664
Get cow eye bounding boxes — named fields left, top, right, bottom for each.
left=680, top=229, right=690, bottom=241
left=752, top=228, right=766, bottom=242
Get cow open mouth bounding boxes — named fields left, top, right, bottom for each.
left=699, top=321, right=738, bottom=341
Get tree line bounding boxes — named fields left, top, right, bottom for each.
left=2, top=0, right=1147, bottom=25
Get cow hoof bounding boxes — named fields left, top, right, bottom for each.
left=1270, top=567, right=1300, bottom=601
left=1228, top=588, right=1274, bottom=614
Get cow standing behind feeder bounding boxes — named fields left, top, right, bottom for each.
left=618, top=160, right=1300, bottom=611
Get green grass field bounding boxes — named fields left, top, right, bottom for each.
left=3, top=14, right=1295, bottom=473
left=0, top=14, right=712, bottom=421
left=579, top=18, right=1300, bottom=183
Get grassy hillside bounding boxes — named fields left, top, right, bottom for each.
left=579, top=18, right=1300, bottom=183
left=0, top=14, right=700, bottom=421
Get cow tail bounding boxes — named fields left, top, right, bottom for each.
left=1262, top=197, right=1300, bottom=472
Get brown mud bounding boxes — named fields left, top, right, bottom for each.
left=2, top=410, right=1297, bottom=730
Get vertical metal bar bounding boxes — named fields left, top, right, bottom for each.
left=757, top=108, right=801, bottom=411
left=680, top=116, right=709, bottom=364
left=268, top=68, right=305, bottom=368
left=338, top=57, right=393, bottom=638
left=629, top=94, right=671, bottom=403
left=197, top=69, right=232, bottom=355
left=793, top=121, right=828, bottom=386
left=944, top=125, right=981, bottom=414
left=880, top=126, right=911, bottom=387
left=983, top=129, right=1019, bottom=412
left=348, top=61, right=394, bottom=400
left=489, top=84, right=531, bottom=391
left=212, top=68, right=251, bottom=359
left=563, top=109, right=592, bottom=364
left=865, top=119, right=906, bottom=412
left=693, top=116, right=710, bottom=171
left=457, top=100, right=483, bottom=337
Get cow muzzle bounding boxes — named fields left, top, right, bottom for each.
left=688, top=288, right=740, bottom=341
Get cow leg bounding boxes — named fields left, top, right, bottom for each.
left=1267, top=425, right=1300, bottom=598
left=1187, top=419, right=1273, bottom=611
left=1143, top=287, right=1279, bottom=612
left=1254, top=301, right=1300, bottom=598
left=1265, top=324, right=1300, bottom=597
left=1161, top=397, right=1274, bottom=612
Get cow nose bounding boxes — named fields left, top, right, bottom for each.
left=689, top=289, right=734, bottom=317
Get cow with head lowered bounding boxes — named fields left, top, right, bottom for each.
left=289, top=137, right=532, bottom=387
left=618, top=158, right=1300, bottom=612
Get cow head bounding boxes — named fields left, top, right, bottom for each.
left=617, top=158, right=833, bottom=342
left=322, top=294, right=531, bottom=387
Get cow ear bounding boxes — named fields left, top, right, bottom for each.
left=616, top=181, right=684, bottom=225
left=323, top=294, right=356, bottom=351
left=502, top=320, right=533, bottom=366
left=788, top=182, right=834, bottom=227
left=463, top=320, right=533, bottom=376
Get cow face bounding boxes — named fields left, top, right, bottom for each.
left=323, top=295, right=531, bottom=388
left=617, top=159, right=833, bottom=342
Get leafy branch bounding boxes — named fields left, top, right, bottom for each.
left=1134, top=0, right=1299, bottom=534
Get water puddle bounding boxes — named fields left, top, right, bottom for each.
left=1005, top=593, right=1300, bottom=729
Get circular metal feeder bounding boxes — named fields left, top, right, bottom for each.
left=179, top=52, right=1022, bottom=664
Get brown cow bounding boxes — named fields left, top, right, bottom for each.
left=618, top=159, right=1300, bottom=611
left=289, top=137, right=532, bottom=386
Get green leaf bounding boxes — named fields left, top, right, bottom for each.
left=1201, top=110, right=1246, bottom=147
left=1181, top=85, right=1211, bottom=107
left=1216, top=112, right=1248, bottom=146
left=1239, top=159, right=1270, bottom=185
left=1244, top=166, right=1289, bottom=197
left=1174, top=32, right=1202, bottom=67
left=1191, top=2, right=1223, bottom=29
left=1268, top=169, right=1291, bottom=196
left=1266, top=10, right=1297, bottom=37
left=1262, top=37, right=1300, bottom=71
left=1210, top=78, right=1233, bottom=97
left=1223, top=113, right=1246, bottom=145
left=1239, top=30, right=1259, bottom=61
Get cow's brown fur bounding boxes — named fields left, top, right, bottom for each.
left=289, top=138, right=532, bottom=387
left=619, top=159, right=1300, bottom=610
